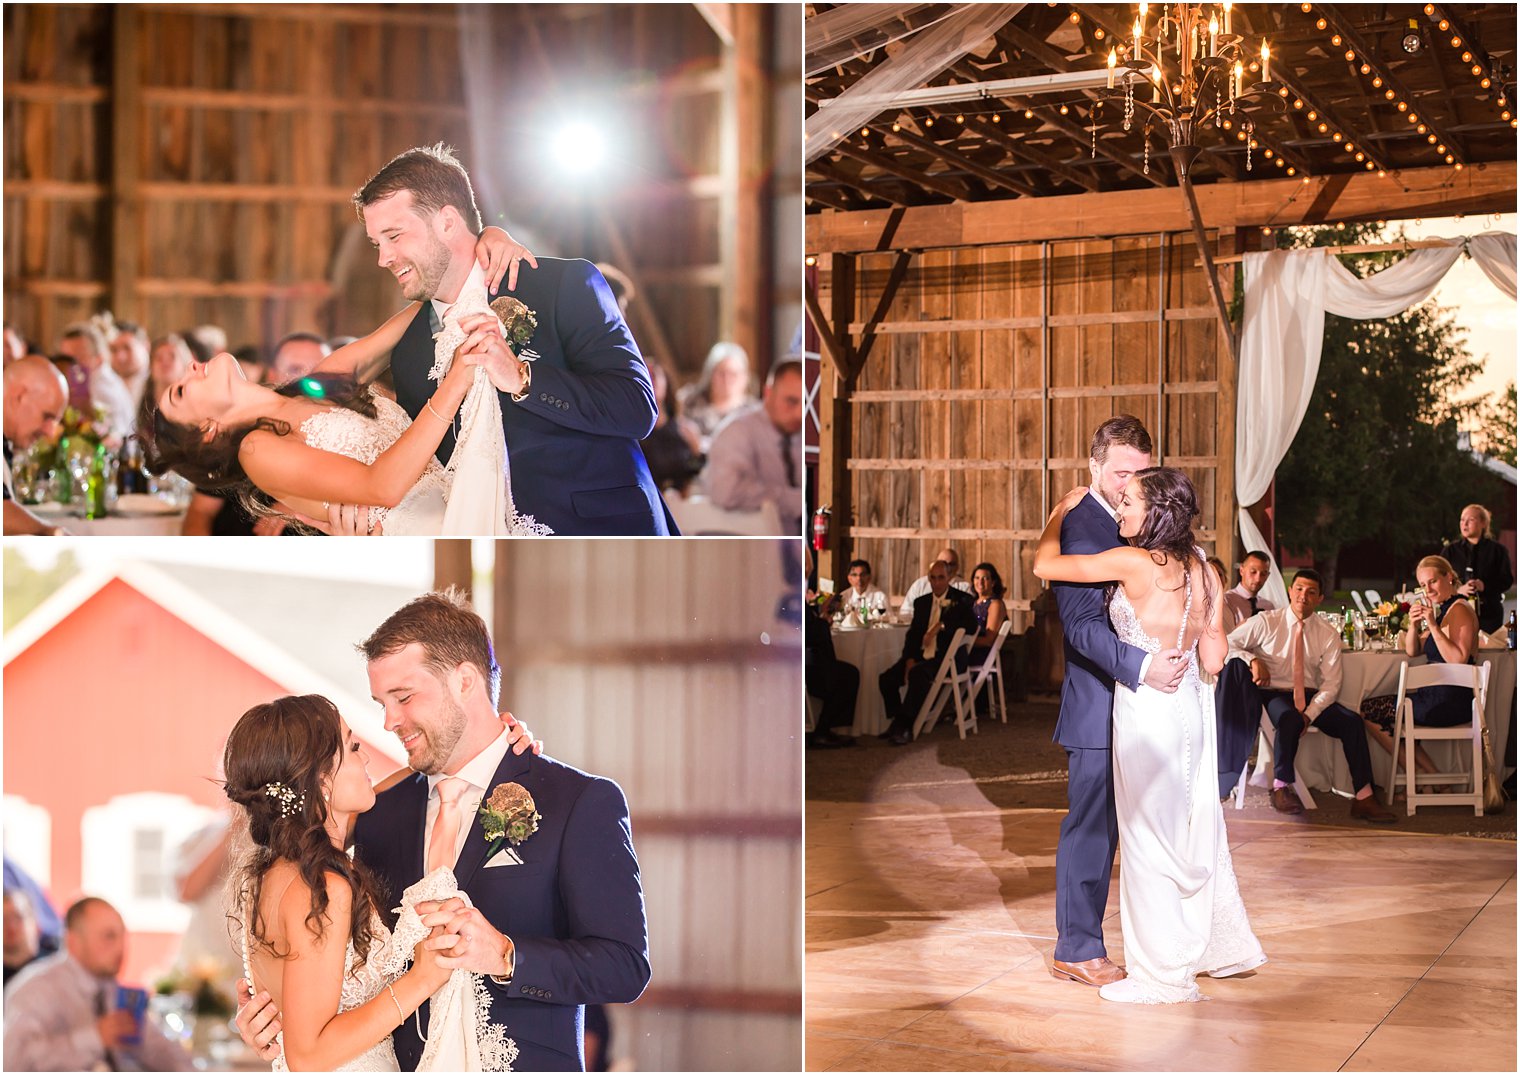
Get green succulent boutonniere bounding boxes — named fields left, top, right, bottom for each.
left=490, top=296, right=539, bottom=351
left=480, top=781, right=541, bottom=861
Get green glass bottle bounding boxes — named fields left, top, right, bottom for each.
left=54, top=434, right=73, bottom=504
left=86, top=441, right=109, bottom=519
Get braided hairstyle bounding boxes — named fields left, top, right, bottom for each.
left=222, top=695, right=385, bottom=972
left=1128, top=466, right=1215, bottom=612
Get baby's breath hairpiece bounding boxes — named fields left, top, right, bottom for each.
left=264, top=781, right=305, bottom=818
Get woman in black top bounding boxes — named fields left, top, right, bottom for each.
left=1440, top=503, right=1514, bottom=635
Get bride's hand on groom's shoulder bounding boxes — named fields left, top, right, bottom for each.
left=475, top=226, right=538, bottom=294
left=233, top=978, right=284, bottom=1062
left=502, top=712, right=544, bottom=757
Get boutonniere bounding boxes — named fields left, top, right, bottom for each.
left=934, top=596, right=952, bottom=610
left=479, top=782, right=541, bottom=862
left=490, top=296, right=539, bottom=352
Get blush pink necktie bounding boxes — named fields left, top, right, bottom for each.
left=426, top=777, right=469, bottom=875
left=1291, top=621, right=1307, bottom=713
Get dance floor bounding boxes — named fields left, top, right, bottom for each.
left=806, top=754, right=1516, bottom=1072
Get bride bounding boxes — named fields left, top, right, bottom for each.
left=145, top=229, right=548, bottom=536
left=1034, top=468, right=1266, bottom=1004
left=224, top=695, right=535, bottom=1070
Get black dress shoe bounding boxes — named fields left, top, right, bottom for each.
left=876, top=728, right=897, bottom=741
left=814, top=730, right=856, bottom=748
left=889, top=730, right=912, bottom=746
left=806, top=735, right=845, bottom=750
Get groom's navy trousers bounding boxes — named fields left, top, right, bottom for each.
left=1051, top=494, right=1148, bottom=964
left=355, top=750, right=650, bottom=1072
left=389, top=256, right=676, bottom=535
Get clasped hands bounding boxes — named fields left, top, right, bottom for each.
left=413, top=898, right=513, bottom=978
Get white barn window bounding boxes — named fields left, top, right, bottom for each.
left=81, top=794, right=215, bottom=933
left=2, top=796, right=52, bottom=888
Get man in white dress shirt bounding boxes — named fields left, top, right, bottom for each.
left=1226, top=569, right=1397, bottom=822
left=898, top=546, right=974, bottom=614
left=4, top=897, right=195, bottom=1070
left=1223, top=550, right=1276, bottom=627
left=703, top=358, right=804, bottom=535
left=58, top=322, right=136, bottom=439
left=834, top=559, right=888, bottom=617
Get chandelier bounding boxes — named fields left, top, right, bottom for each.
left=1104, top=3, right=1281, bottom=180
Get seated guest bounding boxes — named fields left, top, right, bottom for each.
left=835, top=559, right=888, bottom=617
left=2, top=857, right=61, bottom=953
left=1206, top=557, right=1228, bottom=590
left=879, top=560, right=978, bottom=746
left=968, top=562, right=1008, bottom=667
left=232, top=345, right=267, bottom=386
left=1362, top=555, right=1479, bottom=783
left=108, top=321, right=150, bottom=410
left=267, top=331, right=329, bottom=386
left=3, top=356, right=71, bottom=535
left=1215, top=551, right=1274, bottom=795
left=639, top=356, right=704, bottom=496
left=1440, top=503, right=1514, bottom=635
left=899, top=546, right=974, bottom=614
left=4, top=897, right=194, bottom=1070
left=703, top=358, right=803, bottom=534
left=4, top=889, right=57, bottom=986
left=1224, top=550, right=1276, bottom=627
left=182, top=323, right=226, bottom=365
left=806, top=593, right=859, bottom=749
left=3, top=323, right=28, bottom=365
left=680, top=341, right=758, bottom=447
left=137, top=334, right=196, bottom=432
left=57, top=322, right=135, bottom=438
left=1227, top=570, right=1397, bottom=822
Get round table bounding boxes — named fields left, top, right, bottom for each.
left=28, top=499, right=186, bottom=536
left=1256, top=645, right=1516, bottom=796
left=830, top=623, right=907, bottom=736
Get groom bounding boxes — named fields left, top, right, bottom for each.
left=352, top=143, right=675, bottom=536
left=240, top=590, right=650, bottom=1070
left=1049, top=415, right=1186, bottom=987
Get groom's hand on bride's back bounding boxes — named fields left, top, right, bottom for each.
left=234, top=978, right=284, bottom=1062
left=1142, top=647, right=1188, bottom=694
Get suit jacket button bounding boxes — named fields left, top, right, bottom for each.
left=539, top=392, right=548, bottom=401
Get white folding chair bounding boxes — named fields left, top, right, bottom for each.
left=805, top=691, right=821, bottom=733
left=1350, top=591, right=1369, bottom=614
left=1384, top=660, right=1490, bottom=817
left=910, top=629, right=978, bottom=740
left=1240, top=707, right=1319, bottom=810
left=967, top=620, right=1013, bottom=724
left=1364, top=589, right=1382, bottom=607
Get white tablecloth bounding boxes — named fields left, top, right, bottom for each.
left=1258, top=647, right=1516, bottom=795
left=831, top=624, right=907, bottom=735
left=29, top=501, right=186, bottom=536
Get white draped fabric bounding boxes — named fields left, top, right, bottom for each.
left=805, top=3, right=945, bottom=77
left=804, top=3, right=1023, bottom=164
left=1236, top=234, right=1517, bottom=608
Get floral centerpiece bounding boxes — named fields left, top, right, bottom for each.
left=1374, top=600, right=1411, bottom=635
left=154, top=957, right=235, bottom=1017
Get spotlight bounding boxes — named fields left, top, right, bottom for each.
left=552, top=121, right=610, bottom=175
left=1402, top=19, right=1422, bottom=53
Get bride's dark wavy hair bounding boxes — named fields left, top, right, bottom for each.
left=1125, top=466, right=1215, bottom=610
left=222, top=694, right=385, bottom=974
left=144, top=372, right=377, bottom=495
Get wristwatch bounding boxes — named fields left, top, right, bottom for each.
left=509, top=358, right=532, bottom=403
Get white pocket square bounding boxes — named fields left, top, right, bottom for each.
left=485, top=847, right=525, bottom=868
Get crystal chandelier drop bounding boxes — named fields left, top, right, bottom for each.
left=1105, top=3, right=1282, bottom=180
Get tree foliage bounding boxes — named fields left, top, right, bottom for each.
left=2, top=548, right=79, bottom=631
left=1273, top=224, right=1488, bottom=588
left=1475, top=381, right=1517, bottom=468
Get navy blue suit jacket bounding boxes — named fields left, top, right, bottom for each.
left=390, top=258, right=676, bottom=535
left=1051, top=493, right=1148, bottom=749
left=900, top=588, right=978, bottom=669
left=354, top=751, right=650, bottom=1072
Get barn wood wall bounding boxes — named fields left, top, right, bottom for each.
left=4, top=4, right=774, bottom=381
left=818, top=232, right=1238, bottom=628
left=490, top=539, right=801, bottom=1072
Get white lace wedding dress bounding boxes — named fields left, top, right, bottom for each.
left=1102, top=569, right=1267, bottom=1004
left=241, top=868, right=517, bottom=1071
left=297, top=395, right=549, bottom=537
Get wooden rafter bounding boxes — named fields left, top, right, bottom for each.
left=829, top=139, right=971, bottom=202
left=964, top=112, right=1102, bottom=192
left=806, top=157, right=907, bottom=208
left=1270, top=73, right=1393, bottom=175
left=1319, top=4, right=1467, bottom=166
left=884, top=117, right=1040, bottom=198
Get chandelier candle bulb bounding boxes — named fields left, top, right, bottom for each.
left=1109, top=48, right=1117, bottom=89
left=1261, top=42, right=1270, bottom=82
left=1223, top=2, right=1232, bottom=35
left=1209, top=15, right=1218, bottom=56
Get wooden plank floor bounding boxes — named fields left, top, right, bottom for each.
left=806, top=795, right=1516, bottom=1071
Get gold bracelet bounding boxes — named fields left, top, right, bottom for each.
left=386, top=982, right=405, bottom=1025
left=425, top=397, right=450, bottom=424
left=509, top=359, right=531, bottom=404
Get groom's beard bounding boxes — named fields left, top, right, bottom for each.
left=399, top=230, right=454, bottom=302
left=404, top=695, right=470, bottom=775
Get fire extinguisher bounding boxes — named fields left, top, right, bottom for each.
left=811, top=506, right=831, bottom=551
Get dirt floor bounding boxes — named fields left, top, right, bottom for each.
left=807, top=695, right=1517, bottom=840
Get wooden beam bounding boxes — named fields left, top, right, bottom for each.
left=1320, top=4, right=1466, bottom=166
left=110, top=6, right=142, bottom=320
left=807, top=159, right=909, bottom=207
left=829, top=140, right=971, bottom=202
left=733, top=2, right=774, bottom=376
left=634, top=986, right=797, bottom=1017
left=881, top=119, right=1039, bottom=199
left=964, top=113, right=1101, bottom=193
left=805, top=161, right=1517, bottom=252
left=852, top=249, right=913, bottom=375
left=692, top=2, right=735, bottom=47
left=824, top=252, right=857, bottom=578
left=1180, top=165, right=1237, bottom=361
left=1269, top=72, right=1394, bottom=175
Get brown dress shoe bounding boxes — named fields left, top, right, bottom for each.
left=1271, top=786, right=1305, bottom=814
left=1349, top=795, right=1398, bottom=823
left=1050, top=956, right=1127, bottom=987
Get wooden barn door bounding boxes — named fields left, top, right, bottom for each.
left=820, top=232, right=1236, bottom=627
